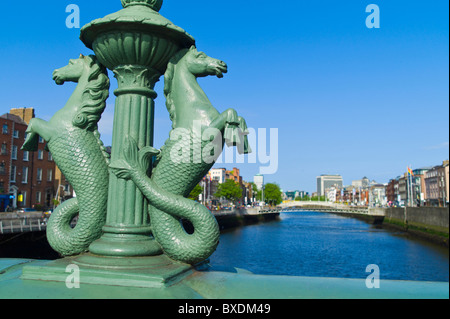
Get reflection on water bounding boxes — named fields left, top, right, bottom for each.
left=209, top=211, right=449, bottom=282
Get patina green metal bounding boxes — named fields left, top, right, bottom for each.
left=2, top=259, right=448, bottom=299
left=21, top=0, right=248, bottom=267
left=81, top=0, right=196, bottom=259
left=109, top=46, right=249, bottom=264
left=22, top=55, right=110, bottom=256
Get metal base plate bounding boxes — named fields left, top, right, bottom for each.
left=21, top=254, right=194, bottom=289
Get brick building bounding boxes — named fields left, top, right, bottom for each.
left=226, top=167, right=243, bottom=185
left=386, top=178, right=398, bottom=204
left=425, top=162, right=448, bottom=207
left=1, top=108, right=73, bottom=211
left=201, top=167, right=253, bottom=207
left=334, top=186, right=369, bottom=206
left=445, top=160, right=449, bottom=204
left=412, top=167, right=431, bottom=206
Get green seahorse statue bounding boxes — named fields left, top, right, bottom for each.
left=22, top=54, right=110, bottom=256
left=110, top=46, right=250, bottom=264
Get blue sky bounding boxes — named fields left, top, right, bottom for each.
left=1, top=0, right=448, bottom=193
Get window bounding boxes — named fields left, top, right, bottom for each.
left=37, top=168, right=42, bottom=182
left=38, top=150, right=43, bottom=160
left=45, top=189, right=52, bottom=207
left=36, top=191, right=41, bottom=203
left=48, top=152, right=53, bottom=161
left=2, top=124, right=8, bottom=134
left=22, top=167, right=28, bottom=184
left=47, top=169, right=53, bottom=182
left=13, top=130, right=19, bottom=138
left=0, top=162, right=5, bottom=175
left=1, top=143, right=7, bottom=155
left=10, top=165, right=16, bottom=182
left=23, top=151, right=29, bottom=161
left=39, top=136, right=44, bottom=143
left=11, top=145, right=17, bottom=160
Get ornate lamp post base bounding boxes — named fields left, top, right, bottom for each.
left=20, top=0, right=198, bottom=285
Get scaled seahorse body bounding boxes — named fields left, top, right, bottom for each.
left=45, top=131, right=109, bottom=256
left=111, top=46, right=250, bottom=264
left=22, top=55, right=110, bottom=256
left=116, top=132, right=223, bottom=264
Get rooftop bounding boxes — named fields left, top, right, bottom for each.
left=0, top=113, right=27, bottom=126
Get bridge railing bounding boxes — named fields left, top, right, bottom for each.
left=213, top=206, right=280, bottom=217
left=281, top=207, right=370, bottom=215
left=0, top=216, right=48, bottom=235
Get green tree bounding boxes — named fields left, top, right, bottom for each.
left=264, top=183, right=282, bottom=206
left=215, top=179, right=242, bottom=203
left=188, top=184, right=203, bottom=201
left=310, top=195, right=326, bottom=202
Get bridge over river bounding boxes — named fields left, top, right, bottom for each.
left=279, top=201, right=375, bottom=214
left=0, top=204, right=448, bottom=299
left=279, top=201, right=449, bottom=246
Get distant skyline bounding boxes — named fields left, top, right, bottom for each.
left=1, top=0, right=448, bottom=193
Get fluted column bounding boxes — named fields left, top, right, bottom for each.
left=89, top=66, right=162, bottom=257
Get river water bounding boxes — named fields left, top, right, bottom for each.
left=209, top=211, right=449, bottom=282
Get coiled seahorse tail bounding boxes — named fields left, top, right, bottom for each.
left=110, top=137, right=220, bottom=264
left=46, top=130, right=109, bottom=256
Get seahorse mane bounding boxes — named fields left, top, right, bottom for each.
left=164, top=48, right=190, bottom=127
left=72, top=55, right=110, bottom=132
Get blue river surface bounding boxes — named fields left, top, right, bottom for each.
left=208, top=211, right=449, bottom=282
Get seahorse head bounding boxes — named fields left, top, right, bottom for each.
left=53, top=54, right=110, bottom=131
